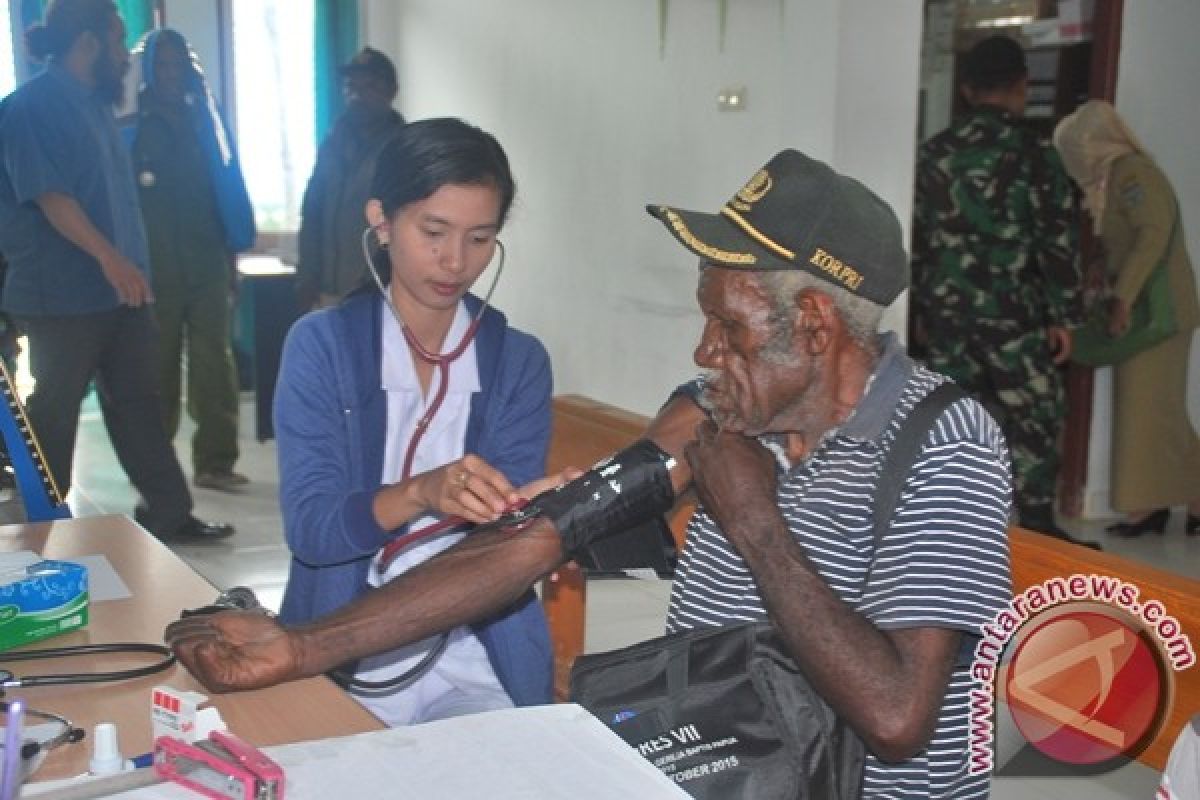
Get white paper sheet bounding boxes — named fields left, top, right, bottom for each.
left=24, top=704, right=688, bottom=799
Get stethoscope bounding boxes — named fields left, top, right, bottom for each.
left=0, top=642, right=175, bottom=760
left=334, top=225, right=507, bottom=694
left=0, top=642, right=175, bottom=688
left=361, top=224, right=506, bottom=484
left=0, top=700, right=87, bottom=766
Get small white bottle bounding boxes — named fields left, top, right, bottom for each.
left=88, top=722, right=134, bottom=775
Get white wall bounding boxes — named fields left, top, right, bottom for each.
left=363, top=0, right=922, bottom=416
left=161, top=0, right=223, bottom=103
left=1082, top=1, right=1200, bottom=517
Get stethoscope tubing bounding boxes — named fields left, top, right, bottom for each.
left=0, top=642, right=176, bottom=688
left=331, top=227, right=506, bottom=693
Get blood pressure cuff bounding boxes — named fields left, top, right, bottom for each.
left=527, top=439, right=676, bottom=557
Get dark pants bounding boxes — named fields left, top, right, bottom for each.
left=17, top=306, right=193, bottom=532
left=154, top=277, right=240, bottom=475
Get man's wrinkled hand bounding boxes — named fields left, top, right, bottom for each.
left=164, top=610, right=304, bottom=693
left=685, top=419, right=777, bottom=536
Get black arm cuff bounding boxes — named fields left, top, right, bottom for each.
left=527, top=439, right=677, bottom=556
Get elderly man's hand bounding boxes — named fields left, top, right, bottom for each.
left=685, top=419, right=778, bottom=538
left=165, top=611, right=305, bottom=693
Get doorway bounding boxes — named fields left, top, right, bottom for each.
left=912, top=0, right=1123, bottom=519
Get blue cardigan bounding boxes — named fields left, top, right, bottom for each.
left=274, top=290, right=554, bottom=706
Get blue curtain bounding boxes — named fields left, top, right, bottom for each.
left=313, top=0, right=358, bottom=142
left=114, top=0, right=153, bottom=49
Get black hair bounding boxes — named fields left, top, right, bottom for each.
left=372, top=117, right=515, bottom=222
left=366, top=117, right=516, bottom=286
left=961, top=35, right=1027, bottom=92
left=24, top=0, right=118, bottom=63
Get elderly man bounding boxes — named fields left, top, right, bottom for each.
left=168, top=151, right=1011, bottom=797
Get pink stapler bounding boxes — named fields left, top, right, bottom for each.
left=154, top=730, right=285, bottom=800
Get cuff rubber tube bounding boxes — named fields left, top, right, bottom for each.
left=527, top=439, right=677, bottom=556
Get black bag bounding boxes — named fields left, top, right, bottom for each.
left=569, top=621, right=863, bottom=798
left=569, top=384, right=966, bottom=799
left=1071, top=215, right=1179, bottom=367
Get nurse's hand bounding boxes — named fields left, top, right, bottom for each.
left=165, top=611, right=303, bottom=693
left=420, top=454, right=517, bottom=523
left=519, top=467, right=584, bottom=500
left=374, top=454, right=516, bottom=531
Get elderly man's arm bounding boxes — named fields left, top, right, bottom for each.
left=166, top=397, right=706, bottom=693
left=732, top=521, right=959, bottom=762
left=166, top=520, right=565, bottom=692
left=684, top=420, right=964, bottom=763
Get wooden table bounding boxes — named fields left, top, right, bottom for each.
left=0, top=515, right=383, bottom=782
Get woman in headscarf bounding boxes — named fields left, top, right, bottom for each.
left=1054, top=100, right=1200, bottom=537
left=127, top=29, right=256, bottom=491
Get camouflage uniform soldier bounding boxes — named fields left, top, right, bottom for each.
left=911, top=35, right=1083, bottom=541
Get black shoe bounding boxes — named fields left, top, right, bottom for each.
left=1041, top=524, right=1103, bottom=551
left=172, top=516, right=236, bottom=540
left=1105, top=509, right=1169, bottom=538
left=136, top=508, right=235, bottom=541
left=1019, top=508, right=1103, bottom=550
left=1187, top=514, right=1200, bottom=536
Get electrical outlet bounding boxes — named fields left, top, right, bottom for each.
left=717, top=87, right=747, bottom=111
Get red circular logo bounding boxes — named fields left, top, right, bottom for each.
left=1005, top=609, right=1167, bottom=765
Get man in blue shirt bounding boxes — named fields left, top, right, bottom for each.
left=0, top=0, right=232, bottom=541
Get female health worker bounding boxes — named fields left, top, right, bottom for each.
left=1054, top=100, right=1200, bottom=538
left=273, top=118, right=554, bottom=725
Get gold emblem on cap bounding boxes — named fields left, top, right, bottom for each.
left=728, top=169, right=772, bottom=212
left=720, top=208, right=795, bottom=261
left=809, top=248, right=865, bottom=291
left=660, top=208, right=757, bottom=266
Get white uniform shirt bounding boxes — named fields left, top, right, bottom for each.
left=351, top=299, right=511, bottom=726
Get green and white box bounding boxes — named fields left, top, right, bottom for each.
left=0, top=553, right=88, bottom=651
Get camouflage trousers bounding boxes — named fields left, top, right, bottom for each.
left=922, top=323, right=1065, bottom=527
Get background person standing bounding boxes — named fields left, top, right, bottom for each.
left=0, top=0, right=232, bottom=541
left=911, top=34, right=1084, bottom=543
left=1054, top=100, right=1200, bottom=538
left=128, top=28, right=256, bottom=491
left=296, top=47, right=406, bottom=312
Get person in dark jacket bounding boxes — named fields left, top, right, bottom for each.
left=129, top=28, right=256, bottom=491
left=295, top=47, right=405, bottom=312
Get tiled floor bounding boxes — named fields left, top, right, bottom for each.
left=14, top=392, right=1187, bottom=798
